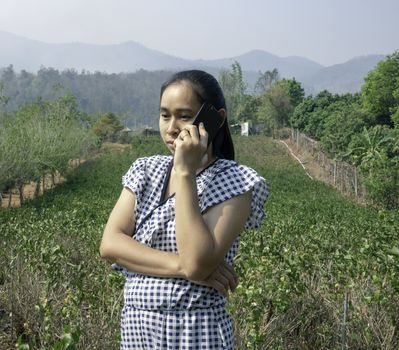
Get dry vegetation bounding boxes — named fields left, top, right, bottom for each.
left=1, top=136, right=398, bottom=349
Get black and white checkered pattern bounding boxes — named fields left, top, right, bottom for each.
left=114, top=155, right=269, bottom=349
left=121, top=305, right=233, bottom=349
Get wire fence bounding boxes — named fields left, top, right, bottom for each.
left=289, top=129, right=368, bottom=200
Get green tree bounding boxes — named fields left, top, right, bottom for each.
left=290, top=96, right=315, bottom=131
left=347, top=125, right=399, bottom=208
left=252, top=72, right=305, bottom=135
left=320, top=95, right=373, bottom=157
left=348, top=126, right=395, bottom=167
left=0, top=82, right=10, bottom=108
left=93, top=112, right=123, bottom=142
left=362, top=51, right=399, bottom=126
left=235, top=94, right=261, bottom=123
left=290, top=91, right=340, bottom=140
left=276, top=78, right=305, bottom=108
left=218, top=61, right=246, bottom=123
left=392, top=107, right=399, bottom=129
left=256, top=83, right=293, bottom=136
left=255, top=68, right=279, bottom=95
left=0, top=94, right=95, bottom=201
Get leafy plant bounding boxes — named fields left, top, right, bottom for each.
left=1, top=136, right=398, bottom=349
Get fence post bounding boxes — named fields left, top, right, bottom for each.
left=287, top=130, right=366, bottom=202
left=296, top=130, right=299, bottom=149
left=354, top=167, right=358, bottom=197
left=341, top=291, right=349, bottom=350
left=334, top=161, right=337, bottom=186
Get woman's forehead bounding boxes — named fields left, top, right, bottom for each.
left=160, top=82, right=200, bottom=107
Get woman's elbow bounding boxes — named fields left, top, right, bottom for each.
left=99, top=235, right=114, bottom=260
left=182, top=260, right=214, bottom=281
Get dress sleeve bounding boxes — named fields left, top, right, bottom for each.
left=112, top=157, right=147, bottom=278
left=200, top=165, right=269, bottom=229
left=121, top=157, right=147, bottom=215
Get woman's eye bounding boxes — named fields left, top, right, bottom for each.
left=181, top=116, right=192, bottom=121
left=160, top=114, right=169, bottom=119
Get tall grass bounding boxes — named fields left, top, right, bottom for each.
left=231, top=136, right=399, bottom=349
left=1, top=135, right=398, bottom=349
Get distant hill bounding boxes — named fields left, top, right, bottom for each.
left=302, top=55, right=385, bottom=94
left=0, top=31, right=190, bottom=72
left=0, top=30, right=389, bottom=94
left=0, top=31, right=322, bottom=79
left=191, top=50, right=323, bottom=80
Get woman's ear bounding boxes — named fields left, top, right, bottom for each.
left=217, top=108, right=227, bottom=128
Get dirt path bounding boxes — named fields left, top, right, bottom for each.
left=0, top=142, right=132, bottom=348
left=1, top=142, right=130, bottom=208
left=279, top=138, right=330, bottom=183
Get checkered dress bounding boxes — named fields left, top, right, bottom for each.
left=113, top=155, right=269, bottom=349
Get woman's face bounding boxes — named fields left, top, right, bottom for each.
left=159, top=82, right=202, bottom=153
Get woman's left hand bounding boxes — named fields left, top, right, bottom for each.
left=173, top=123, right=209, bottom=175
left=192, top=262, right=239, bottom=297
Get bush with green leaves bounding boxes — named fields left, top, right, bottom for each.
left=0, top=94, right=96, bottom=197
left=1, top=136, right=398, bottom=349
left=347, top=125, right=399, bottom=208
left=362, top=51, right=399, bottom=126
left=289, top=52, right=399, bottom=209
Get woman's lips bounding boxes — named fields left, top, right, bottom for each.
left=166, top=140, right=176, bottom=149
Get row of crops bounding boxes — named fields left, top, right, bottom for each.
left=1, top=136, right=398, bottom=349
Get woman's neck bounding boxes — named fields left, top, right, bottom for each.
left=196, top=151, right=217, bottom=175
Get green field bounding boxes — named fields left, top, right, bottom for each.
left=1, top=136, right=398, bottom=349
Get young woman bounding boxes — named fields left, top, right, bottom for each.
left=100, top=70, right=269, bottom=349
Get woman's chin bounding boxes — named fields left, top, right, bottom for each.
left=166, top=143, right=175, bottom=153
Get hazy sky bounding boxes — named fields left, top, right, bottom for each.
left=1, top=0, right=398, bottom=66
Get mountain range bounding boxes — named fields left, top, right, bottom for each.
left=0, top=30, right=387, bottom=94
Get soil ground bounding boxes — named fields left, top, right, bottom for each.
left=280, top=138, right=330, bottom=182
left=0, top=142, right=131, bottom=349
left=1, top=139, right=328, bottom=208
left=0, top=139, right=347, bottom=348
left=1, top=142, right=130, bottom=209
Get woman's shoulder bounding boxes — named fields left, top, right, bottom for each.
left=201, top=159, right=269, bottom=228
left=213, top=159, right=264, bottom=181
left=123, top=155, right=171, bottom=182
left=204, top=158, right=269, bottom=198
left=142, top=154, right=172, bottom=166
left=122, top=155, right=172, bottom=200
left=128, top=155, right=172, bottom=170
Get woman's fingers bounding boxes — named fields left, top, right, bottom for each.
left=180, top=125, right=198, bottom=143
left=192, top=278, right=227, bottom=296
left=203, top=275, right=228, bottom=297
left=173, top=135, right=183, bottom=148
left=198, top=122, right=209, bottom=146
left=178, top=129, right=189, bottom=139
left=190, top=262, right=239, bottom=297
left=219, top=263, right=238, bottom=292
left=179, top=124, right=208, bottom=147
left=214, top=269, right=230, bottom=290
left=206, top=263, right=238, bottom=295
left=211, top=279, right=228, bottom=297
left=222, top=262, right=239, bottom=290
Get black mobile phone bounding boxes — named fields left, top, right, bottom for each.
left=192, top=102, right=223, bottom=146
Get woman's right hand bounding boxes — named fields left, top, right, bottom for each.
left=192, top=262, right=239, bottom=297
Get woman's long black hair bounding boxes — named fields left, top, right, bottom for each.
left=160, top=70, right=235, bottom=160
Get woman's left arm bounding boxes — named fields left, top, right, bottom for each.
left=175, top=171, right=251, bottom=281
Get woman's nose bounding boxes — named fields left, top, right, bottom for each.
left=166, top=117, right=180, bottom=135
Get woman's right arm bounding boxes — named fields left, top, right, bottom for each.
left=99, top=187, right=238, bottom=294
left=99, top=188, right=185, bottom=278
